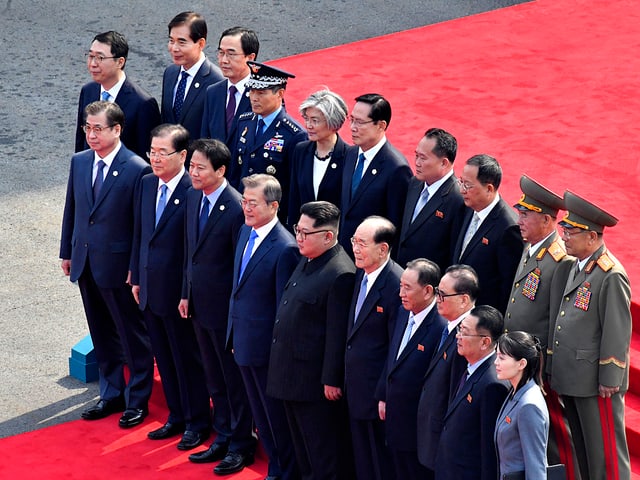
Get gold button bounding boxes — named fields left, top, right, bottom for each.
left=555, top=340, right=559, bottom=346
left=515, top=283, right=520, bottom=288
left=511, top=298, right=515, bottom=303
left=560, top=311, right=565, bottom=316
left=565, top=296, right=570, bottom=301
left=557, top=325, right=561, bottom=330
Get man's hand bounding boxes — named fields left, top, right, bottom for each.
left=378, top=401, right=386, bottom=421
left=324, top=385, right=342, bottom=401
left=599, top=384, right=620, bottom=398
left=61, top=259, right=71, bottom=276
left=131, top=285, right=140, bottom=304
left=178, top=299, right=189, bottom=319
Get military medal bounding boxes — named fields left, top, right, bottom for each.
left=522, top=269, right=541, bottom=301
left=264, top=135, right=284, bottom=152
left=266, top=165, right=276, bottom=175
left=574, top=285, right=592, bottom=311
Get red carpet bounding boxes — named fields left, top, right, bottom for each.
left=3, top=0, right=640, bottom=477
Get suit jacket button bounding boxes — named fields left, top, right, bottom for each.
left=84, top=243, right=88, bottom=247
left=557, top=325, right=562, bottom=330
left=275, top=319, right=280, bottom=323
left=283, top=300, right=288, bottom=305
left=347, top=345, right=351, bottom=350
left=272, top=338, right=277, bottom=344
left=515, top=282, right=520, bottom=288
left=560, top=311, right=565, bottom=316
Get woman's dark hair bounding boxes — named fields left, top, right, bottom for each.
left=497, top=331, right=545, bottom=393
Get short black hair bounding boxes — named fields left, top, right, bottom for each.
left=444, top=264, right=480, bottom=301
left=218, top=26, right=259, bottom=58
left=168, top=11, right=207, bottom=41
left=470, top=305, right=503, bottom=343
left=300, top=201, right=340, bottom=230
left=406, top=258, right=441, bottom=288
left=466, top=154, right=502, bottom=189
left=497, top=331, right=544, bottom=391
left=93, top=31, right=128, bottom=67
left=424, top=128, right=457, bottom=163
left=355, top=93, right=391, bottom=127
left=84, top=101, right=125, bottom=129
left=190, top=138, right=230, bottom=171
left=151, top=124, right=190, bottom=152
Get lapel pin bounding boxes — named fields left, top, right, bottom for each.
left=482, top=237, right=489, bottom=245
left=331, top=163, right=337, bottom=169
left=112, top=171, right=118, bottom=176
left=436, top=210, right=444, bottom=218
left=467, top=393, right=473, bottom=403
left=194, top=82, right=200, bottom=89
left=376, top=306, right=383, bottom=313
left=443, top=352, right=448, bottom=360
left=174, top=199, right=180, bottom=205
left=505, top=416, right=511, bottom=424
left=371, top=169, right=377, bottom=175
left=219, top=205, right=225, bottom=211
left=417, top=344, right=424, bottom=351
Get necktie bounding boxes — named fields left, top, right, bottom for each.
left=239, top=229, right=259, bottom=280
left=437, top=325, right=450, bottom=351
left=353, top=275, right=368, bottom=323
left=155, top=184, right=168, bottom=227
left=397, top=315, right=416, bottom=359
left=455, top=369, right=470, bottom=397
left=101, top=91, right=110, bottom=102
left=198, top=197, right=210, bottom=238
left=226, top=85, right=238, bottom=131
left=93, top=160, right=106, bottom=201
left=256, top=118, right=265, bottom=136
left=173, top=71, right=189, bottom=119
left=460, top=212, right=480, bottom=258
left=351, top=153, right=366, bottom=196
left=524, top=247, right=531, bottom=263
left=570, top=263, right=581, bottom=283
left=411, top=185, right=430, bottom=222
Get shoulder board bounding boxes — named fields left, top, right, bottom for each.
left=546, top=240, right=567, bottom=262
left=597, top=252, right=615, bottom=272
left=280, top=117, right=301, bottom=133
left=238, top=112, right=254, bottom=121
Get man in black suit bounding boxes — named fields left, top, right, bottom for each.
left=268, top=201, right=356, bottom=480
left=130, top=124, right=210, bottom=450
left=339, top=93, right=412, bottom=256
left=416, top=264, right=479, bottom=478
left=76, top=31, right=160, bottom=158
left=227, top=174, right=300, bottom=480
left=451, top=154, right=524, bottom=313
left=377, top=259, right=447, bottom=479
left=201, top=27, right=258, bottom=146
left=396, top=128, right=465, bottom=271
left=161, top=11, right=223, bottom=164
left=177, top=139, right=255, bottom=475
left=61, top=101, right=154, bottom=428
left=345, top=216, right=403, bottom=480
left=434, top=305, right=509, bottom=480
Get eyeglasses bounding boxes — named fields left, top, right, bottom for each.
left=216, top=49, right=246, bottom=59
left=168, top=38, right=194, bottom=48
left=561, top=227, right=589, bottom=239
left=85, top=53, right=118, bottom=64
left=147, top=150, right=178, bottom=160
left=83, top=124, right=115, bottom=134
left=435, top=287, right=467, bottom=302
left=302, top=115, right=325, bottom=127
left=240, top=199, right=267, bottom=210
left=348, top=116, right=375, bottom=127
left=457, top=179, right=476, bottom=192
left=293, top=224, right=331, bottom=241
left=456, top=324, right=489, bottom=338
left=350, top=236, right=369, bottom=249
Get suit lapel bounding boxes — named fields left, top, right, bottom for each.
left=446, top=353, right=494, bottom=418
left=153, top=174, right=190, bottom=237
left=92, top=149, right=127, bottom=212
left=232, top=226, right=251, bottom=288
left=196, top=187, right=231, bottom=251
left=227, top=90, right=251, bottom=142
left=180, top=62, right=208, bottom=118
left=392, top=306, right=437, bottom=368
left=236, top=225, right=278, bottom=289
left=401, top=180, right=423, bottom=237
left=351, top=147, right=386, bottom=206
left=349, top=265, right=388, bottom=338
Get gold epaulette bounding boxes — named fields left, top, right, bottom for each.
left=599, top=356, right=626, bottom=369
left=597, top=252, right=615, bottom=272
left=547, top=240, right=566, bottom=262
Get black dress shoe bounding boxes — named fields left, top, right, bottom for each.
left=81, top=398, right=125, bottom=420
left=177, top=430, right=209, bottom=450
left=118, top=408, right=148, bottom=428
left=189, top=443, right=228, bottom=463
left=147, top=422, right=185, bottom=440
left=213, top=451, right=255, bottom=476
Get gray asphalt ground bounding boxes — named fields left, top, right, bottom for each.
left=0, top=0, right=524, bottom=438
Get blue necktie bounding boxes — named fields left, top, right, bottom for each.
left=411, top=185, right=430, bottom=222
left=226, top=85, right=238, bottom=132
left=397, top=315, right=416, bottom=359
left=239, top=229, right=259, bottom=280
left=455, top=369, right=470, bottom=397
left=353, top=275, right=368, bottom=323
left=351, top=153, right=366, bottom=196
left=101, top=90, right=110, bottom=102
left=155, top=184, right=168, bottom=227
left=173, top=71, right=189, bottom=119
left=198, top=196, right=210, bottom=238
left=256, top=118, right=265, bottom=136
left=93, top=160, right=106, bottom=201
left=437, top=325, right=449, bottom=351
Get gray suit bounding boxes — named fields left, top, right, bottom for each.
left=494, top=379, right=549, bottom=479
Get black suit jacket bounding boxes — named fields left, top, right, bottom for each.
left=377, top=304, right=446, bottom=451
left=75, top=78, right=161, bottom=159
left=182, top=183, right=244, bottom=330
left=451, top=198, right=524, bottom=313
left=267, top=244, right=356, bottom=402
left=396, top=175, right=466, bottom=271
left=288, top=136, right=348, bottom=225
left=130, top=172, right=191, bottom=316
left=344, top=261, right=403, bottom=420
left=435, top=354, right=509, bottom=480
left=416, top=325, right=468, bottom=469
left=60, top=145, right=151, bottom=287
left=339, top=142, right=412, bottom=255
left=161, top=59, right=223, bottom=141
left=200, top=78, right=252, bottom=145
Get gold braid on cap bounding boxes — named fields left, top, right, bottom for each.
left=517, top=194, right=543, bottom=213
left=561, top=213, right=589, bottom=230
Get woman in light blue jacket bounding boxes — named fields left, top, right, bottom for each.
left=494, top=331, right=549, bottom=480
